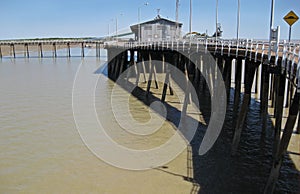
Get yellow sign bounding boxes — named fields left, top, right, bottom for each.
left=284, top=11, right=299, bottom=26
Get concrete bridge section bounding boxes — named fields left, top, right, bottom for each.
left=105, top=39, right=300, bottom=193
left=0, top=39, right=104, bottom=58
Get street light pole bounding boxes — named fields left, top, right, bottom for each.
left=108, top=23, right=110, bottom=37
left=115, top=14, right=123, bottom=42
left=236, top=0, right=240, bottom=43
left=189, top=0, right=192, bottom=35
left=270, top=0, right=275, bottom=29
left=215, top=0, right=218, bottom=43
left=138, top=3, right=149, bottom=44
left=116, top=16, right=118, bottom=41
left=138, top=7, right=141, bottom=43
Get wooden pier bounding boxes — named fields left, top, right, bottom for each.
left=105, top=39, right=300, bottom=193
left=0, top=39, right=104, bottom=58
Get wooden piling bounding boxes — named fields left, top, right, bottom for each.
left=194, top=59, right=200, bottom=85
left=231, top=62, right=257, bottom=155
left=112, top=50, right=119, bottom=80
left=234, top=58, right=242, bottom=105
left=126, top=49, right=135, bottom=82
left=81, top=43, right=85, bottom=57
left=264, top=91, right=300, bottom=194
left=121, top=51, right=127, bottom=75
left=223, top=57, right=232, bottom=97
left=297, top=109, right=300, bottom=134
left=53, top=43, right=57, bottom=58
left=0, top=45, right=2, bottom=58
left=135, top=51, right=141, bottom=86
left=273, top=69, right=286, bottom=159
left=217, top=57, right=224, bottom=73
left=161, top=62, right=171, bottom=102
left=38, top=43, right=43, bottom=58
left=11, top=44, right=16, bottom=58
left=254, top=66, right=260, bottom=94
left=140, top=51, right=147, bottom=83
left=269, top=74, right=274, bottom=103
left=67, top=43, right=71, bottom=57
left=261, top=61, right=270, bottom=132
left=96, top=43, right=99, bottom=58
left=260, top=64, right=264, bottom=101
left=108, top=50, right=114, bottom=80
left=285, top=81, right=290, bottom=108
left=146, top=53, right=154, bottom=95
left=289, top=76, right=296, bottom=109
left=24, top=44, right=29, bottom=58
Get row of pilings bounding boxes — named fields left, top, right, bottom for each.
left=0, top=42, right=103, bottom=58
left=106, top=46, right=299, bottom=193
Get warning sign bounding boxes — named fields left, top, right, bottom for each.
left=284, top=11, right=299, bottom=26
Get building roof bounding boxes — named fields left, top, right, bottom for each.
left=130, top=15, right=183, bottom=30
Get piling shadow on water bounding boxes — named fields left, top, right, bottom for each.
left=96, top=65, right=300, bottom=194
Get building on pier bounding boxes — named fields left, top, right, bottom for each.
left=130, top=15, right=183, bottom=42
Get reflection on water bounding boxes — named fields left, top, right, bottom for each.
left=0, top=49, right=299, bottom=193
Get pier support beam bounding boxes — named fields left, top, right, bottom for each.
left=96, top=43, right=101, bottom=58
left=10, top=44, right=16, bottom=58
left=0, top=45, right=2, bottom=58
left=107, top=48, right=117, bottom=80
left=161, top=63, right=171, bottom=102
left=81, top=43, right=85, bottom=58
left=223, top=57, right=232, bottom=97
left=53, top=43, right=57, bottom=58
left=141, top=51, right=147, bottom=83
left=24, top=44, right=29, bottom=58
left=126, top=49, right=135, bottom=82
left=264, top=91, right=300, bottom=194
left=234, top=58, right=242, bottom=105
left=297, top=110, right=300, bottom=134
left=161, top=52, right=174, bottom=102
left=273, top=69, right=286, bottom=159
left=270, top=74, right=276, bottom=108
left=231, top=62, right=257, bottom=155
left=284, top=61, right=292, bottom=108
left=67, top=43, right=71, bottom=57
left=254, top=65, right=260, bottom=94
left=261, top=61, right=270, bottom=133
left=146, top=53, right=154, bottom=95
left=120, top=50, right=127, bottom=76
left=38, top=43, right=43, bottom=58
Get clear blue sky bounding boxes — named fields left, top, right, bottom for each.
left=0, top=0, right=299, bottom=40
